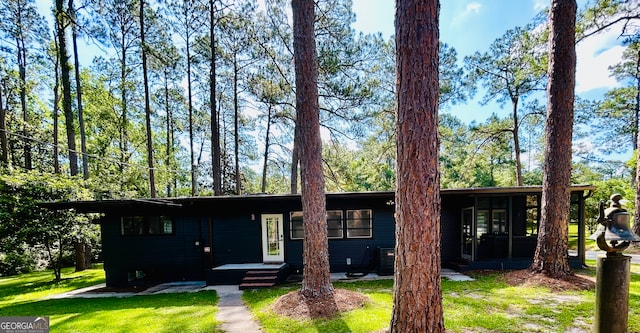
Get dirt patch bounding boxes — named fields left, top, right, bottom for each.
left=503, top=269, right=595, bottom=292
left=271, top=288, right=369, bottom=319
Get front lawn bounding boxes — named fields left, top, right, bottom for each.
left=0, top=266, right=220, bottom=333
left=243, top=263, right=640, bottom=333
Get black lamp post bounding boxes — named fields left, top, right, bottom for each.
left=589, top=193, right=640, bottom=333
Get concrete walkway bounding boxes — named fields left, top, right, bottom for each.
left=207, top=285, right=262, bottom=333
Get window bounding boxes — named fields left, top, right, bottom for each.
left=327, top=210, right=344, bottom=239
left=289, top=209, right=372, bottom=239
left=290, top=212, right=304, bottom=240
left=492, top=209, right=507, bottom=234
left=121, top=216, right=174, bottom=236
left=290, top=210, right=343, bottom=239
left=347, top=209, right=372, bottom=238
left=526, top=194, right=539, bottom=236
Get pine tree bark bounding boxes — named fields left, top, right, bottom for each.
left=69, top=0, right=88, bottom=180
left=290, top=118, right=300, bottom=194
left=261, top=105, right=272, bottom=193
left=0, top=80, right=8, bottom=166
left=210, top=0, right=222, bottom=196
left=140, top=0, right=156, bottom=198
left=292, top=0, right=333, bottom=298
left=56, top=0, right=78, bottom=176
left=390, top=0, right=444, bottom=332
left=530, top=0, right=577, bottom=278
left=52, top=34, right=61, bottom=174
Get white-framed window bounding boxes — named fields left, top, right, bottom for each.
left=492, top=209, right=507, bottom=234
left=346, top=209, right=372, bottom=238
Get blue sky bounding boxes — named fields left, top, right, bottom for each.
left=351, top=0, right=626, bottom=122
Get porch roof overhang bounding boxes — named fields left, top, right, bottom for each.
left=441, top=184, right=596, bottom=197
left=38, top=198, right=182, bottom=213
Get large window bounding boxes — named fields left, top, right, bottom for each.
left=290, top=209, right=373, bottom=239
left=290, top=210, right=343, bottom=240
left=347, top=209, right=372, bottom=238
left=121, top=216, right=174, bottom=236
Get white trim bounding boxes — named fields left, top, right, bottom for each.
left=261, top=214, right=284, bottom=263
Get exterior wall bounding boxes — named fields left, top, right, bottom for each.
left=284, top=209, right=396, bottom=274
left=101, top=214, right=209, bottom=287
left=94, top=188, right=592, bottom=286
left=211, top=213, right=261, bottom=265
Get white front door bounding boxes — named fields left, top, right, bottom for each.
left=261, top=214, right=284, bottom=263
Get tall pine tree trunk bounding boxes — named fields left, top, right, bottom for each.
left=512, top=98, right=523, bottom=186
left=56, top=0, right=78, bottom=176
left=0, top=80, right=8, bottom=167
left=69, top=0, right=88, bottom=179
left=16, top=33, right=32, bottom=170
left=163, top=68, right=173, bottom=196
left=187, top=32, right=196, bottom=196
left=390, top=0, right=444, bottom=331
left=233, top=54, right=241, bottom=195
left=290, top=117, right=300, bottom=194
left=52, top=32, right=60, bottom=174
left=292, top=0, right=333, bottom=298
left=261, top=105, right=272, bottom=193
left=530, top=0, right=577, bottom=278
left=140, top=0, right=156, bottom=198
left=210, top=0, right=222, bottom=196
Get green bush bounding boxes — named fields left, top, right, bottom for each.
left=0, top=250, right=35, bottom=276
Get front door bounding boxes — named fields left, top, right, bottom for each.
left=261, top=214, right=284, bottom=263
left=462, top=207, right=474, bottom=261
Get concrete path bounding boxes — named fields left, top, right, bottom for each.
left=585, top=250, right=640, bottom=264
left=207, top=285, right=262, bottom=333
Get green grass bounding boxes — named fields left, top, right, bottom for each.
left=242, top=280, right=392, bottom=333
left=0, top=265, right=220, bottom=333
left=243, top=265, right=640, bottom=333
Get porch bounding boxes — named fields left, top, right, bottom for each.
left=207, top=263, right=289, bottom=286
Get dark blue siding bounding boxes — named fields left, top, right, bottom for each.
left=212, top=215, right=261, bottom=265
left=102, top=215, right=208, bottom=286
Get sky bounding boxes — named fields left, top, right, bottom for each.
left=351, top=0, right=626, bottom=123
left=35, top=0, right=626, bottom=125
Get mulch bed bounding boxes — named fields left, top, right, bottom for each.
left=271, top=288, right=369, bottom=319
left=503, top=269, right=595, bottom=291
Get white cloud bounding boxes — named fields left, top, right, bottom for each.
left=575, top=28, right=625, bottom=93
left=533, top=0, right=547, bottom=12
left=452, top=2, right=482, bottom=25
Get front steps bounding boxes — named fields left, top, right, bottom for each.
left=239, top=270, right=280, bottom=290
left=208, top=263, right=288, bottom=287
